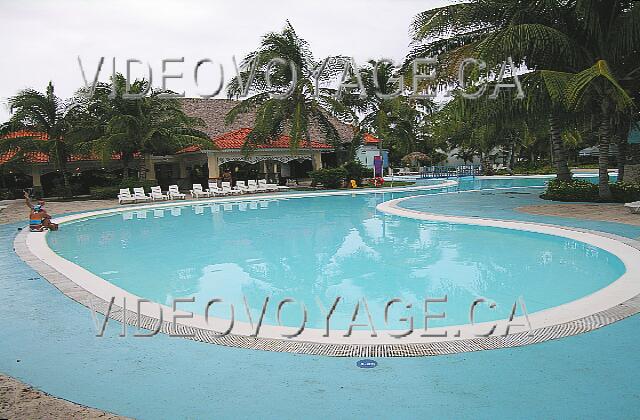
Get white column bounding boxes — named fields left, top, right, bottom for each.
left=311, top=151, right=322, bottom=170
left=207, top=154, right=220, bottom=179
left=31, top=166, right=42, bottom=187
left=179, top=159, right=188, bottom=179
left=145, top=153, right=156, bottom=181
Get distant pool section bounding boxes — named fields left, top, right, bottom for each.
left=21, top=175, right=640, bottom=355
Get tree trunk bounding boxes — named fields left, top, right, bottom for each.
left=509, top=142, right=517, bottom=169
left=549, top=115, right=571, bottom=181
left=617, top=136, right=626, bottom=182
left=122, top=161, right=130, bottom=181
left=54, top=140, right=71, bottom=197
left=480, top=152, right=492, bottom=175
left=598, top=118, right=613, bottom=200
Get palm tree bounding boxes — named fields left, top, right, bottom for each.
left=453, top=147, right=479, bottom=165
left=537, top=0, right=640, bottom=198
left=432, top=82, right=552, bottom=173
left=225, top=21, right=353, bottom=153
left=411, top=0, right=640, bottom=198
left=74, top=74, right=211, bottom=180
left=408, top=1, right=580, bottom=181
left=0, top=82, right=76, bottom=195
left=344, top=60, right=435, bottom=168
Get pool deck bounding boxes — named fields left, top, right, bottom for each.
left=2, top=183, right=640, bottom=418
left=518, top=202, right=640, bottom=227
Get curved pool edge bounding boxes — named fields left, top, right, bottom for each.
left=12, top=184, right=640, bottom=357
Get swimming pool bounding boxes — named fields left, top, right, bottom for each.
left=41, top=176, right=632, bottom=341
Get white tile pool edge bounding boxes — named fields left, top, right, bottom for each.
left=14, top=183, right=640, bottom=356
left=376, top=197, right=640, bottom=335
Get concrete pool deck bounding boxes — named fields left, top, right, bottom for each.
left=2, top=181, right=640, bottom=418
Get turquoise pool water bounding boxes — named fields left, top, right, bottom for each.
left=47, top=176, right=626, bottom=329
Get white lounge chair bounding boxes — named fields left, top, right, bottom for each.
left=118, top=188, right=136, bottom=205
left=168, top=185, right=186, bottom=200
left=236, top=181, right=253, bottom=194
left=624, top=201, right=640, bottom=213
left=133, top=187, right=152, bottom=202
left=248, top=179, right=267, bottom=192
left=190, top=184, right=210, bottom=199
left=149, top=186, right=169, bottom=201
left=258, top=179, right=279, bottom=192
left=208, top=181, right=227, bottom=196
left=221, top=181, right=242, bottom=195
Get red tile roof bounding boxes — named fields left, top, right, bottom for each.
left=363, top=133, right=380, bottom=144
left=215, top=128, right=332, bottom=150
left=179, top=128, right=333, bottom=153
left=0, top=131, right=138, bottom=164
left=2, top=126, right=334, bottom=164
left=0, top=131, right=50, bottom=164
left=3, top=130, right=49, bottom=140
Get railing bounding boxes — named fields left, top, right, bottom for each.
left=420, top=165, right=482, bottom=179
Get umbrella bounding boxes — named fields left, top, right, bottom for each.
left=401, top=152, right=430, bottom=166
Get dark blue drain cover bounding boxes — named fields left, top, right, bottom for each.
left=356, top=359, right=377, bottom=368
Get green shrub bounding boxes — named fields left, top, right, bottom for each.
left=89, top=178, right=158, bottom=199
left=541, top=179, right=598, bottom=202
left=513, top=163, right=555, bottom=175
left=495, top=169, right=513, bottom=176
left=49, top=183, right=84, bottom=198
left=119, top=178, right=156, bottom=190
left=542, top=179, right=640, bottom=203
left=31, top=186, right=44, bottom=198
left=611, top=182, right=640, bottom=203
left=309, top=167, right=348, bottom=189
left=341, top=161, right=369, bottom=185
left=0, top=188, right=13, bottom=200
left=362, top=167, right=374, bottom=178
left=90, top=186, right=121, bottom=200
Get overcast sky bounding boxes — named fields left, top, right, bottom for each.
left=0, top=0, right=451, bottom=120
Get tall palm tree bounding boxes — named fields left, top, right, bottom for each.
left=411, top=0, right=640, bottom=197
left=225, top=21, right=353, bottom=153
left=537, top=0, right=640, bottom=198
left=408, top=0, right=580, bottom=181
left=541, top=63, right=635, bottom=198
left=340, top=60, right=436, bottom=169
left=74, top=74, right=211, bottom=180
left=0, top=82, right=76, bottom=195
left=433, top=79, right=552, bottom=173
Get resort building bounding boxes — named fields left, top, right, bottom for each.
left=354, top=133, right=388, bottom=170
left=0, top=99, right=358, bottom=194
left=173, top=99, right=353, bottom=184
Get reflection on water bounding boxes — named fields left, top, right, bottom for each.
left=48, top=180, right=625, bottom=329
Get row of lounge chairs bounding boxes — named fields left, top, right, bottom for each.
left=191, top=180, right=287, bottom=198
left=117, top=180, right=289, bottom=204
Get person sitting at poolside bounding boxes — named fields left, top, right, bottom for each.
left=24, top=191, right=58, bottom=232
